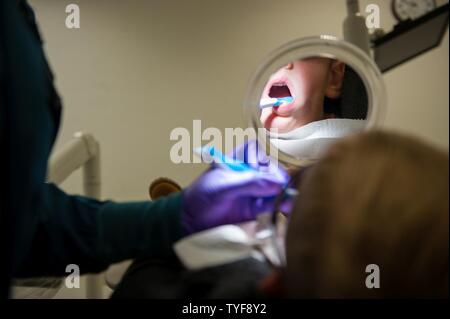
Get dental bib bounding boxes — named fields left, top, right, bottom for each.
left=174, top=221, right=280, bottom=270
left=269, top=118, right=367, bottom=160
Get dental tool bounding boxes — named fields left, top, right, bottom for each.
left=195, top=144, right=296, bottom=266
left=194, top=145, right=298, bottom=198
left=194, top=145, right=252, bottom=172
left=259, top=97, right=293, bottom=109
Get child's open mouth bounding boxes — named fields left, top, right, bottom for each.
left=269, top=83, right=292, bottom=99
left=268, top=82, right=295, bottom=116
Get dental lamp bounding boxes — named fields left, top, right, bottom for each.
left=343, top=0, right=449, bottom=73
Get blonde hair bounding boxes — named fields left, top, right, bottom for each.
left=285, top=131, right=449, bottom=298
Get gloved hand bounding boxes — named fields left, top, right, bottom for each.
left=181, top=140, right=293, bottom=235
left=229, top=140, right=296, bottom=213
left=229, top=138, right=279, bottom=172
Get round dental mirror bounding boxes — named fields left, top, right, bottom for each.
left=244, top=35, right=386, bottom=167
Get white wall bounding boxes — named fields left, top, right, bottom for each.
left=29, top=0, right=449, bottom=201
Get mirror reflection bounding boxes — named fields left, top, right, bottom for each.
left=258, top=57, right=369, bottom=161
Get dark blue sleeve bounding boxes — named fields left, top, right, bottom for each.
left=15, top=184, right=183, bottom=277
left=0, top=0, right=183, bottom=284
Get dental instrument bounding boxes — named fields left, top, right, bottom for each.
left=194, top=144, right=296, bottom=267
left=194, top=145, right=298, bottom=198
left=259, top=97, right=293, bottom=109
left=194, top=145, right=252, bottom=172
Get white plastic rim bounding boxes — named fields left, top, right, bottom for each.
left=243, top=35, right=387, bottom=167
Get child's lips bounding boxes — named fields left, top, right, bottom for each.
left=272, top=98, right=296, bottom=116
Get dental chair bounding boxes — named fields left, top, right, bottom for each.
left=11, top=132, right=104, bottom=299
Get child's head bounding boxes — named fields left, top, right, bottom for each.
left=260, top=58, right=346, bottom=133
left=279, top=131, right=448, bottom=298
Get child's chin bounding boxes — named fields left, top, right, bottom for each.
left=265, top=118, right=296, bottom=134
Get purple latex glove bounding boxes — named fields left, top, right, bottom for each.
left=229, top=139, right=278, bottom=172
left=181, top=140, right=293, bottom=235
left=229, top=139, right=294, bottom=213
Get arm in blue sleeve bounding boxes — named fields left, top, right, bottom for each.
left=1, top=0, right=185, bottom=281
left=15, top=184, right=184, bottom=278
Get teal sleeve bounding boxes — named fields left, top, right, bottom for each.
left=98, top=190, right=184, bottom=264
left=14, top=183, right=184, bottom=277
left=2, top=0, right=186, bottom=282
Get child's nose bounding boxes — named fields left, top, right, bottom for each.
left=284, top=62, right=294, bottom=70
